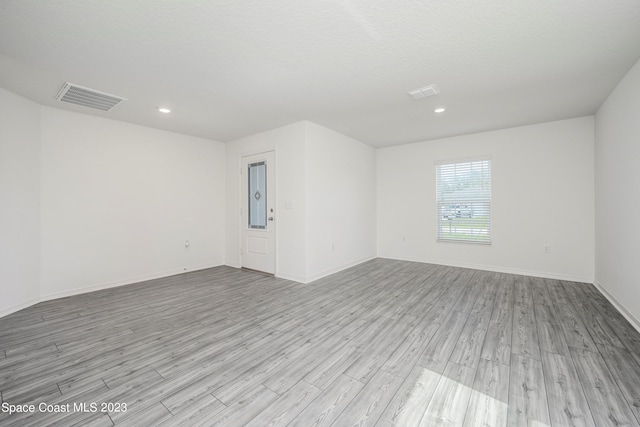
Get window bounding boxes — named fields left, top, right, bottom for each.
left=436, top=158, right=491, bottom=244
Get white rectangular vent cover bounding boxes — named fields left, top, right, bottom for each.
left=408, top=84, right=440, bottom=100
left=55, top=82, right=127, bottom=111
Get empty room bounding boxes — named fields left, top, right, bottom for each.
left=2, top=1, right=640, bottom=426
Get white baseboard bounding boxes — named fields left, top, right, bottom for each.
left=301, top=256, right=377, bottom=284
left=593, top=280, right=640, bottom=334
left=269, top=256, right=376, bottom=284
left=0, top=297, right=41, bottom=319
left=275, top=272, right=307, bottom=284
left=377, top=254, right=593, bottom=283
left=40, top=263, right=223, bottom=301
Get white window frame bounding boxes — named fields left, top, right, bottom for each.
left=435, top=157, right=492, bottom=244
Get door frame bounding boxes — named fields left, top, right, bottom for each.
left=239, top=149, right=277, bottom=274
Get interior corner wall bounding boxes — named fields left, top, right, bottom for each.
left=0, top=88, right=41, bottom=317
left=594, top=58, right=640, bottom=329
left=304, top=122, right=376, bottom=281
left=225, top=122, right=307, bottom=282
left=377, top=117, right=595, bottom=282
left=39, top=107, right=226, bottom=299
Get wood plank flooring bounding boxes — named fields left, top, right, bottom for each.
left=1, top=259, right=640, bottom=426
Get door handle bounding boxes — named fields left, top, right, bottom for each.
left=268, top=217, right=274, bottom=221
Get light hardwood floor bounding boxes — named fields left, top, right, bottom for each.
left=1, top=259, right=640, bottom=426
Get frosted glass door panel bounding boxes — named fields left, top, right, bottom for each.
left=248, top=161, right=267, bottom=229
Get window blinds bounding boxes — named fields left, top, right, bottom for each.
left=436, top=158, right=491, bottom=244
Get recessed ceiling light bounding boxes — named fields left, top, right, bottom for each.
left=158, top=107, right=171, bottom=114
left=434, top=107, right=446, bottom=113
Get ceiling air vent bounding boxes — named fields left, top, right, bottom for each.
left=55, top=82, right=127, bottom=111
left=408, top=84, right=440, bottom=100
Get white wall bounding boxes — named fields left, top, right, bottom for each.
left=0, top=88, right=41, bottom=317
left=595, top=58, right=640, bottom=328
left=226, top=122, right=307, bottom=282
left=378, top=117, right=595, bottom=282
left=305, top=122, right=376, bottom=281
left=40, top=108, right=226, bottom=298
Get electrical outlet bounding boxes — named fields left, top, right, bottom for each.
left=543, top=245, right=551, bottom=254
left=185, top=240, right=190, bottom=250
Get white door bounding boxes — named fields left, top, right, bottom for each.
left=241, top=151, right=276, bottom=274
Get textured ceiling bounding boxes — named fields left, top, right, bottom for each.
left=1, top=0, right=639, bottom=147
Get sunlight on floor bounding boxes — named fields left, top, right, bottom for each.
left=396, top=367, right=551, bottom=427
